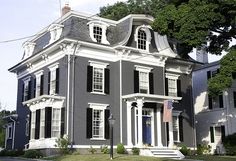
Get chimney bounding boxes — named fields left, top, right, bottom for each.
left=196, top=44, right=208, bottom=64
left=62, top=3, right=71, bottom=16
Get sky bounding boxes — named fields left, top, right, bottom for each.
left=0, top=0, right=224, bottom=111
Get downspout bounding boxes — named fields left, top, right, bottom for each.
left=9, top=117, right=16, bottom=150
left=119, top=56, right=123, bottom=143
left=66, top=48, right=71, bottom=135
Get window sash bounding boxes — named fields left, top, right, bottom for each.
left=92, top=109, right=104, bottom=138
left=24, top=82, right=29, bottom=101
left=172, top=116, right=179, bottom=142
left=138, top=30, right=147, bottom=50
left=36, top=76, right=41, bottom=97
left=31, top=111, right=36, bottom=140
left=50, top=70, right=57, bottom=94
left=168, top=79, right=177, bottom=97
left=52, top=108, right=61, bottom=138
left=93, top=26, right=102, bottom=43
left=93, top=67, right=104, bottom=93
left=139, top=71, right=149, bottom=94
left=40, top=108, right=45, bottom=138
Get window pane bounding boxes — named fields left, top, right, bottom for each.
left=168, top=79, right=177, bottom=97
left=93, top=26, right=102, bottom=43
left=139, top=72, right=149, bottom=94
left=50, top=69, right=57, bottom=94
left=36, top=76, right=41, bottom=97
left=40, top=108, right=45, bottom=138
left=52, top=108, right=60, bottom=137
left=138, top=30, right=147, bottom=50
left=215, top=127, right=221, bottom=137
left=93, top=109, right=104, bottom=138
left=31, top=111, right=36, bottom=140
left=93, top=67, right=104, bottom=93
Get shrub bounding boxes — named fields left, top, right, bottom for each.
left=0, top=149, right=24, bottom=157
left=223, top=133, right=236, bottom=155
left=89, top=146, right=97, bottom=154
left=197, top=143, right=211, bottom=155
left=132, top=147, right=140, bottom=155
left=55, top=135, right=70, bottom=154
left=23, top=150, right=43, bottom=158
left=101, top=145, right=109, bottom=154
left=116, top=143, right=126, bottom=154
left=179, top=145, right=191, bottom=156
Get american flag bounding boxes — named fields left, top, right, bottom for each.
left=163, top=100, right=173, bottom=122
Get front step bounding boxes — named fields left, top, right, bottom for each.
left=140, top=148, right=185, bottom=160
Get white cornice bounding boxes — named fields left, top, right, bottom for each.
left=23, top=95, right=65, bottom=107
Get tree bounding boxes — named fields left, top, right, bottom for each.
left=99, top=0, right=236, bottom=94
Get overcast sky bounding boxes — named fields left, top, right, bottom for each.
left=0, top=0, right=223, bottom=111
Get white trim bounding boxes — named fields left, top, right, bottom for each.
left=89, top=60, right=109, bottom=68
left=22, top=76, right=31, bottom=82
left=134, top=25, right=152, bottom=51
left=48, top=24, right=64, bottom=44
left=126, top=101, right=133, bottom=146
left=135, top=65, right=153, bottom=73
left=22, top=41, right=36, bottom=60
left=88, top=103, right=109, bottom=109
left=137, top=99, right=143, bottom=147
left=48, top=63, right=59, bottom=71
left=165, top=73, right=180, bottom=80
left=119, top=59, right=123, bottom=143
left=156, top=108, right=163, bottom=147
left=34, top=70, right=44, bottom=76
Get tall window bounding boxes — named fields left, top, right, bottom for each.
left=50, top=69, right=56, bottom=94
left=93, top=26, right=102, bottom=43
left=52, top=108, right=60, bottom=137
left=7, top=124, right=12, bottom=139
left=31, top=111, right=36, bottom=140
left=93, top=67, right=104, bottom=93
left=48, top=65, right=59, bottom=95
left=168, top=79, right=177, bottom=97
left=23, top=78, right=31, bottom=101
left=210, top=126, right=225, bottom=143
left=139, top=71, right=149, bottom=94
left=173, top=116, right=179, bottom=142
left=40, top=108, right=45, bottom=138
left=138, top=30, right=147, bottom=50
left=165, top=74, right=181, bottom=97
left=92, top=109, right=104, bottom=138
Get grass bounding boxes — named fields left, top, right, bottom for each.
left=50, top=154, right=175, bottom=161
left=186, top=155, right=236, bottom=161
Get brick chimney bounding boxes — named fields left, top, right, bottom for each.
left=62, top=3, right=71, bottom=16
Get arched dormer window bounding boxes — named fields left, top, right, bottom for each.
left=87, top=21, right=110, bottom=45
left=48, top=24, right=64, bottom=44
left=135, top=25, right=152, bottom=51
left=22, top=41, right=36, bottom=60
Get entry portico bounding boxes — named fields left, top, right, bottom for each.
left=123, top=93, right=182, bottom=148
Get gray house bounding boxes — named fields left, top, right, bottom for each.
left=8, top=6, right=196, bottom=158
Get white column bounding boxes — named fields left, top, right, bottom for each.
left=137, top=99, right=143, bottom=147
left=127, top=101, right=133, bottom=147
left=168, top=121, right=174, bottom=148
left=156, top=108, right=163, bottom=147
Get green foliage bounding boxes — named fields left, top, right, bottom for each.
left=23, top=150, right=43, bottom=158
left=197, top=143, right=211, bottom=155
left=132, top=147, right=140, bottom=155
left=116, top=143, right=126, bottom=154
left=55, top=135, right=70, bottom=154
left=223, top=133, right=236, bottom=155
left=208, top=49, right=236, bottom=96
left=179, top=145, right=191, bottom=156
left=100, top=145, right=109, bottom=154
left=0, top=149, right=24, bottom=157
left=88, top=146, right=97, bottom=154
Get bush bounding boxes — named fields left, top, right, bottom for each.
left=88, top=146, right=97, bottom=154
left=101, top=145, right=109, bottom=154
left=55, top=135, right=70, bottom=154
left=23, top=150, right=43, bottom=158
left=132, top=147, right=140, bottom=155
left=223, top=133, right=236, bottom=155
left=179, top=145, right=191, bottom=156
left=0, top=149, right=24, bottom=157
left=116, top=143, right=126, bottom=154
left=197, top=143, right=211, bottom=155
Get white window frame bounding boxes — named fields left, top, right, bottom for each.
left=87, top=21, right=110, bottom=45
left=6, top=124, right=13, bottom=139
left=34, top=70, right=43, bottom=97
left=52, top=108, right=61, bottom=138
left=23, top=77, right=31, bottom=102
left=89, top=61, right=109, bottom=94
left=30, top=110, right=36, bottom=140
left=89, top=103, right=108, bottom=140
left=134, top=25, right=152, bottom=51
left=172, top=111, right=181, bottom=142
left=40, top=108, right=45, bottom=138
left=48, top=24, right=64, bottom=44
left=165, top=73, right=180, bottom=97
left=48, top=63, right=59, bottom=95
left=25, top=115, right=30, bottom=136
left=22, top=41, right=36, bottom=59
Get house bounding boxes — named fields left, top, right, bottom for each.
left=8, top=5, right=196, bottom=158
left=192, top=60, right=236, bottom=154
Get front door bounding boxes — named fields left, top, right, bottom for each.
left=142, top=116, right=152, bottom=145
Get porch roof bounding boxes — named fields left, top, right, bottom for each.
left=122, top=93, right=182, bottom=103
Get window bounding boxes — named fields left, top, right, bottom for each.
left=86, top=104, right=110, bottom=139
left=22, top=41, right=36, bottom=60
left=31, top=111, right=36, bottom=140
left=165, top=73, right=181, bottom=97
left=210, top=126, right=225, bottom=143
left=208, top=94, right=224, bottom=109
left=25, top=116, right=29, bottom=136
left=48, top=64, right=59, bottom=95
left=22, top=77, right=31, bottom=102
left=138, top=30, right=147, bottom=50
left=168, top=79, right=177, bottom=97
left=93, top=26, right=102, bottom=43
left=7, top=124, right=12, bottom=139
left=207, top=69, right=219, bottom=80
left=234, top=92, right=236, bottom=108
left=87, top=61, right=109, bottom=94
left=52, top=108, right=61, bottom=138
left=35, top=71, right=44, bottom=97
left=40, top=108, right=45, bottom=138
left=172, top=116, right=179, bottom=142
left=134, top=65, right=153, bottom=94
left=48, top=24, right=64, bottom=44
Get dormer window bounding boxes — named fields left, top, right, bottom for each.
left=88, top=21, right=110, bottom=45
left=48, top=24, right=64, bottom=44
left=22, top=42, right=36, bottom=59
left=135, top=25, right=152, bottom=51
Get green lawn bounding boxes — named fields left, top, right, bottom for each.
left=186, top=155, right=236, bottom=161
left=50, top=154, right=175, bottom=161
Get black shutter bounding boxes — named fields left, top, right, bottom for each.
left=149, top=72, right=154, bottom=94
left=56, top=68, right=60, bottom=94
left=221, top=126, right=225, bottom=143
left=104, top=109, right=110, bottom=139
left=208, top=95, right=213, bottom=109
left=234, top=92, right=236, bottom=108
left=165, top=78, right=168, bottom=96
left=45, top=107, right=52, bottom=138
left=22, top=82, right=25, bottom=102
left=177, top=79, right=182, bottom=97
left=86, top=108, right=93, bottom=138
left=219, top=94, right=224, bottom=108
left=48, top=71, right=51, bottom=95
left=60, top=107, right=65, bottom=137
left=40, top=75, right=44, bottom=96
left=35, top=109, right=41, bottom=139
left=105, top=68, right=110, bottom=94
left=232, top=72, right=236, bottom=79
left=33, top=78, right=36, bottom=98
left=29, top=112, right=31, bottom=139
left=207, top=71, right=211, bottom=80
left=210, top=126, right=214, bottom=143
left=87, top=66, right=93, bottom=92
left=179, top=116, right=184, bottom=142
left=134, top=70, right=139, bottom=93
left=28, top=80, right=32, bottom=100
left=166, top=123, right=169, bottom=144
